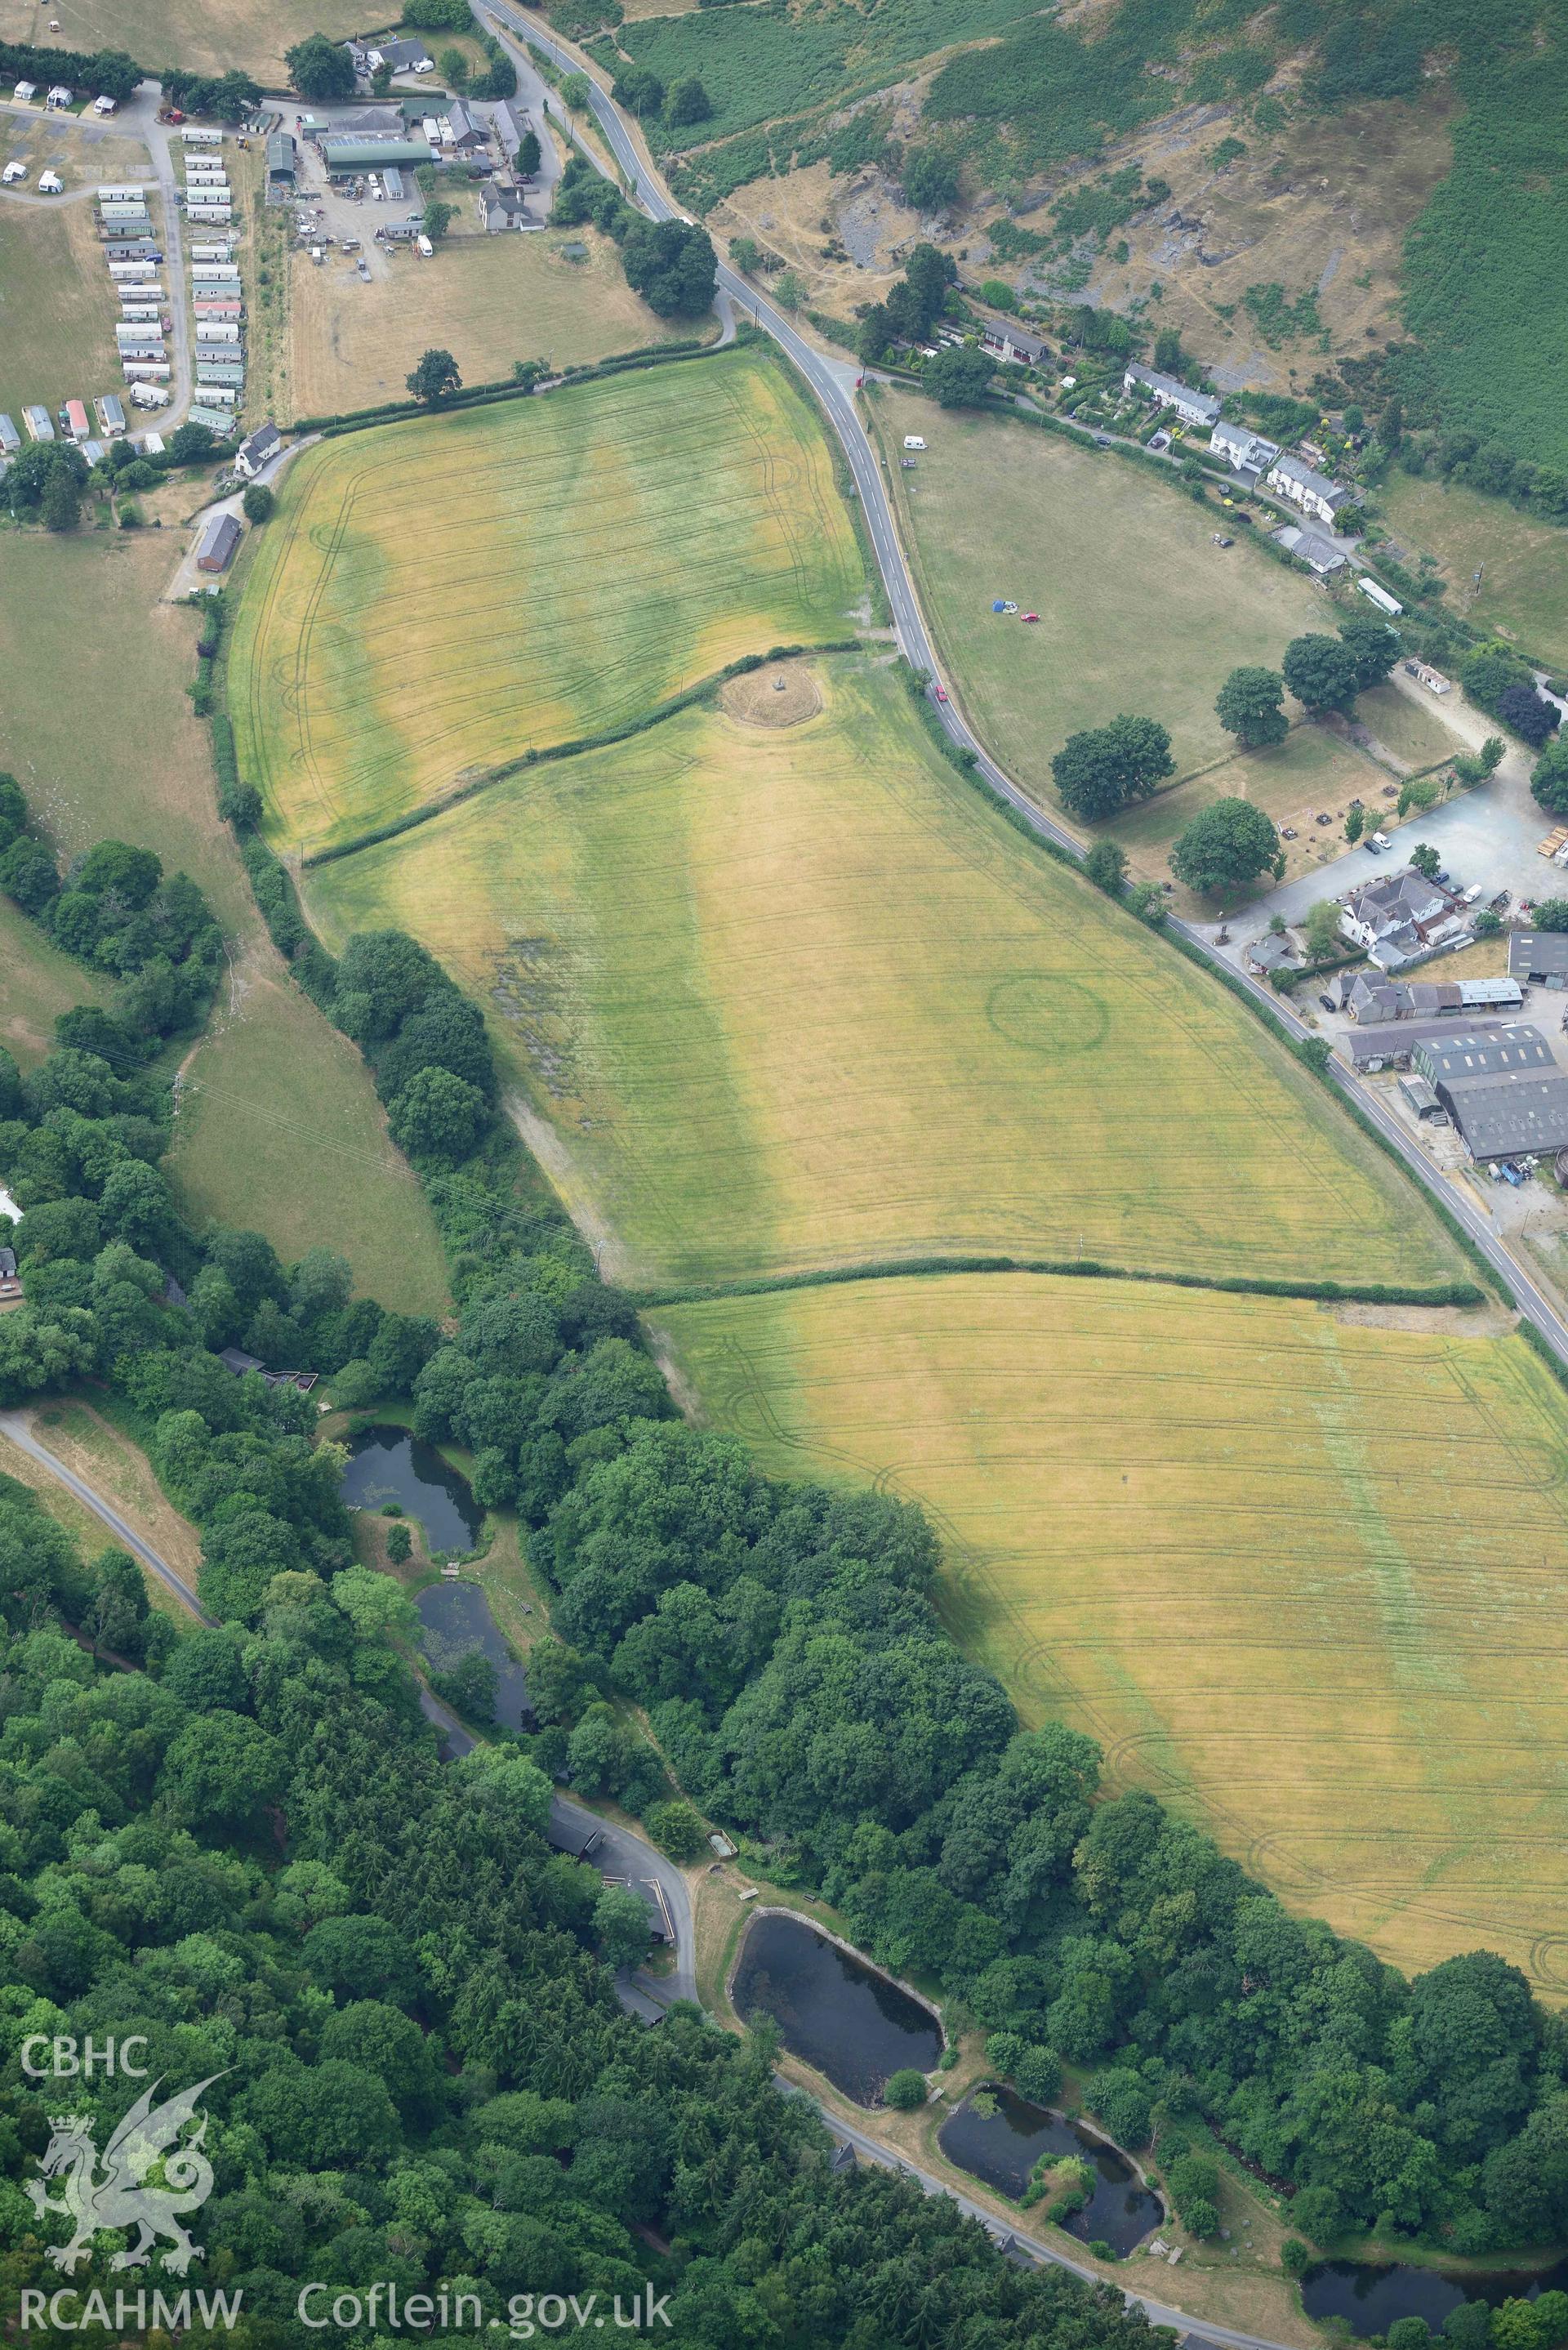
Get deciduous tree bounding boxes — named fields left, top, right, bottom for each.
left=1051, top=715, right=1173, bottom=822
left=1169, top=796, right=1279, bottom=897
left=1215, top=664, right=1289, bottom=747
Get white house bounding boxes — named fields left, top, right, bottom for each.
left=1209, top=418, right=1280, bottom=477
left=1340, top=867, right=1464, bottom=971
left=233, top=420, right=282, bottom=479
left=1266, top=453, right=1353, bottom=528
left=1122, top=363, right=1220, bottom=429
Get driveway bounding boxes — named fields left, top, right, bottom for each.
left=163, top=432, right=314, bottom=600
left=1221, top=676, right=1550, bottom=961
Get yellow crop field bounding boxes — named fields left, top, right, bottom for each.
left=229, top=347, right=864, bottom=858
left=305, top=658, right=1460, bottom=1291
left=657, top=1270, right=1568, bottom=1992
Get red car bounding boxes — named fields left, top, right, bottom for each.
left=933, top=685, right=948, bottom=702
left=1021, top=612, right=1039, bottom=622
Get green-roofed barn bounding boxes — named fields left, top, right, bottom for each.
left=322, top=136, right=430, bottom=174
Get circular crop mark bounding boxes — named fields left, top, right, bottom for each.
left=987, top=974, right=1109, bottom=1056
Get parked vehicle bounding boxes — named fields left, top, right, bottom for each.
left=1021, top=612, right=1039, bottom=622
left=37, top=171, right=62, bottom=194
left=903, top=435, right=926, bottom=450
left=1, top=162, right=24, bottom=184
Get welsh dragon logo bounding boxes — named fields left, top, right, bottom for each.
left=24, top=2075, right=223, bottom=2276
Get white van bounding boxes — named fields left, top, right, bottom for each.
left=902, top=435, right=926, bottom=451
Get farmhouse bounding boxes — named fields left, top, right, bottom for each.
left=1274, top=524, right=1346, bottom=577
left=197, top=512, right=242, bottom=572
left=1339, top=867, right=1467, bottom=970
left=1415, top=1026, right=1568, bottom=1161
left=267, top=132, right=296, bottom=186
left=345, top=34, right=431, bottom=73
left=980, top=322, right=1049, bottom=368
left=234, top=420, right=283, bottom=479
left=1209, top=419, right=1281, bottom=479
left=1121, top=363, right=1220, bottom=428
left=479, top=181, right=528, bottom=233
left=1266, top=453, right=1353, bottom=528
left=1510, top=932, right=1568, bottom=985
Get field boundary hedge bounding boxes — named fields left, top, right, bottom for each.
left=288, top=332, right=733, bottom=438
left=631, top=1254, right=1486, bottom=1313
left=298, top=640, right=862, bottom=868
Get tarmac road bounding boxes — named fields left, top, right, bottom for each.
left=0, top=1407, right=216, bottom=1622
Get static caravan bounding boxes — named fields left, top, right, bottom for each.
left=94, top=394, right=127, bottom=435
left=184, top=165, right=228, bottom=183
left=96, top=182, right=145, bottom=202
left=182, top=125, right=223, bottom=145
left=118, top=305, right=162, bottom=326
left=194, top=321, right=241, bottom=343
left=121, top=359, right=172, bottom=381
left=0, top=414, right=20, bottom=452
left=197, top=366, right=245, bottom=390
left=189, top=241, right=233, bottom=261
left=186, top=207, right=234, bottom=225
left=63, top=399, right=90, bottom=441
left=108, top=259, right=158, bottom=279
left=191, top=264, right=240, bottom=284
left=185, top=404, right=235, bottom=436
left=22, top=406, right=55, bottom=441
left=196, top=382, right=240, bottom=407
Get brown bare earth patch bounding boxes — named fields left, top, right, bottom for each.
left=1001, top=88, right=1459, bottom=386
left=1329, top=1299, right=1514, bottom=1336
left=719, top=661, right=824, bottom=727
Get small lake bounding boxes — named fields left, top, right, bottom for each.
left=1302, top=2259, right=1568, bottom=2336
left=732, top=1913, right=942, bottom=2105
left=938, top=2087, right=1162, bottom=2256
left=416, top=1580, right=532, bottom=1733
left=340, top=1426, right=483, bottom=1554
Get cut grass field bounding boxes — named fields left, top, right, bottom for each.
left=871, top=386, right=1328, bottom=811
left=231, top=346, right=865, bottom=859
left=0, top=177, right=121, bottom=427
left=1379, top=470, right=1568, bottom=671
left=0, top=0, right=364, bottom=81
left=656, top=1270, right=1568, bottom=1993
left=285, top=227, right=701, bottom=425
left=1106, top=721, right=1390, bottom=900
left=0, top=530, right=448, bottom=1314
left=305, top=658, right=1462, bottom=1292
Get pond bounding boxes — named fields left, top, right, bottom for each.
left=340, top=1425, right=483, bottom=1554
left=416, top=1580, right=532, bottom=1734
left=938, top=2087, right=1162, bottom=2257
left=731, top=1912, right=942, bottom=2106
left=1302, top=2259, right=1568, bottom=2337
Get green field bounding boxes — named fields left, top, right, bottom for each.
left=0, top=531, right=448, bottom=1315
left=230, top=348, right=865, bottom=859
left=0, top=189, right=118, bottom=429
left=305, top=657, right=1461, bottom=1292
left=871, top=387, right=1327, bottom=814
left=1379, top=470, right=1568, bottom=670
left=0, top=894, right=107, bottom=1066
left=657, top=1270, right=1568, bottom=1995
